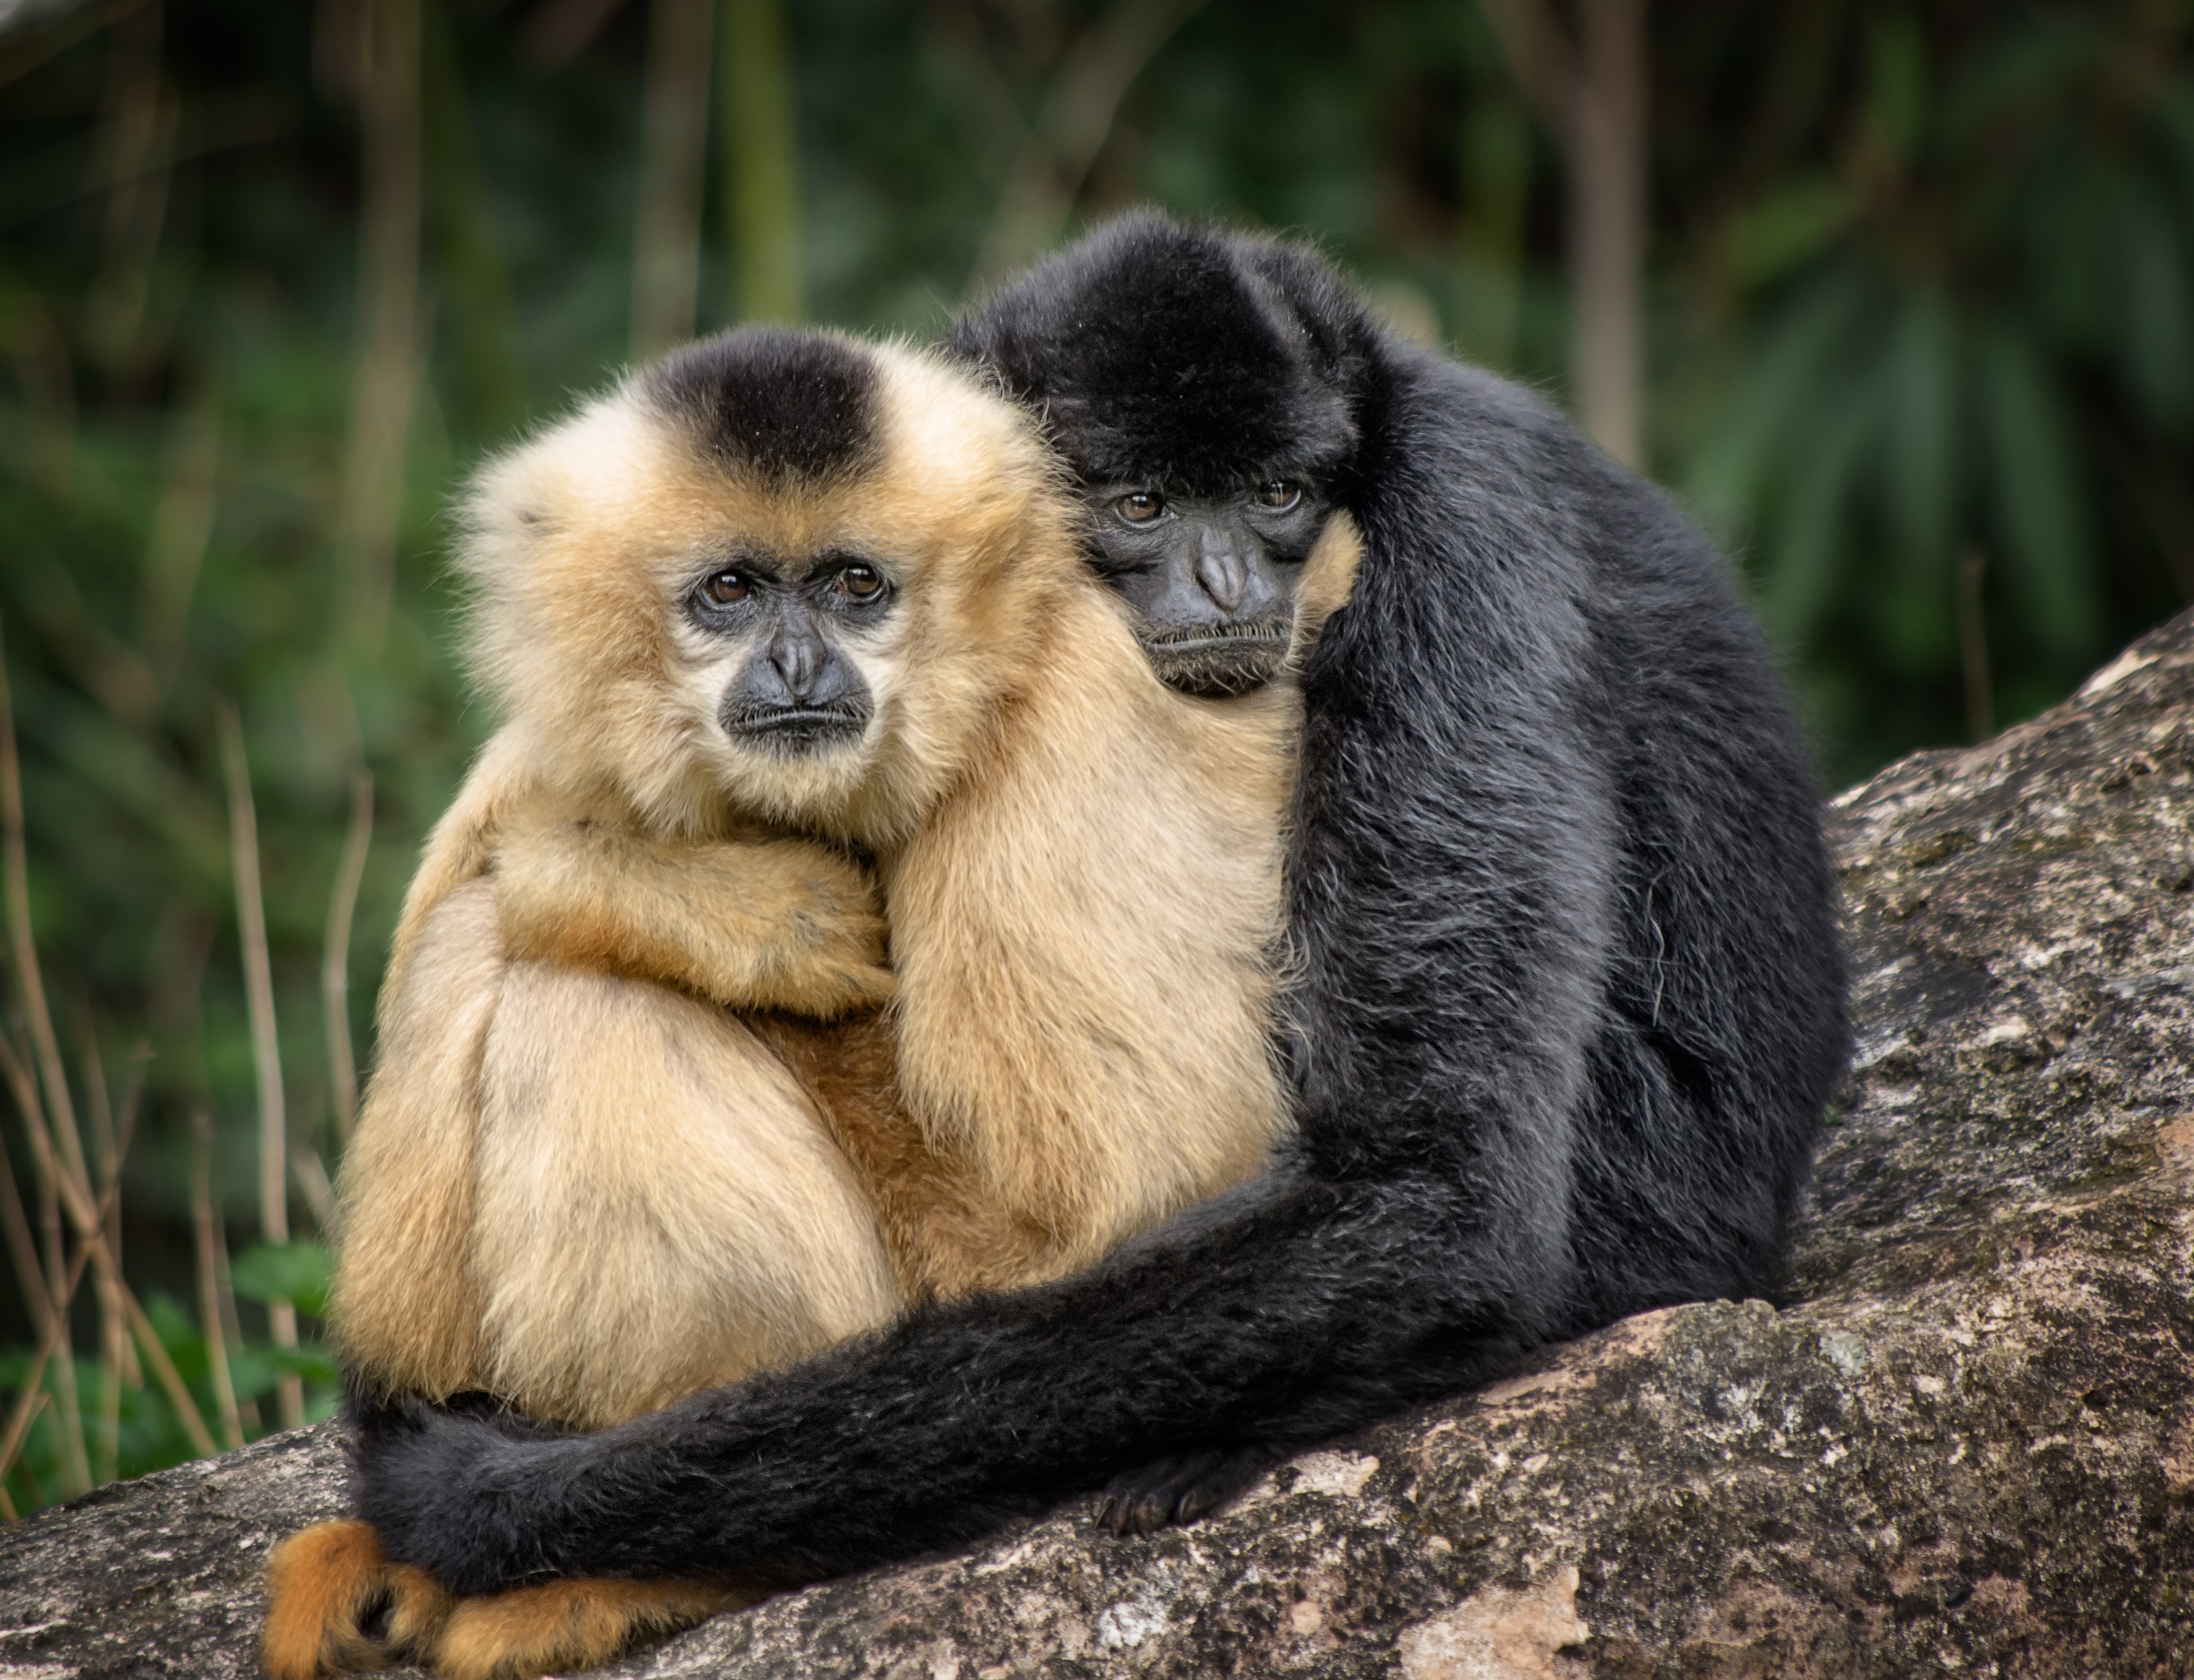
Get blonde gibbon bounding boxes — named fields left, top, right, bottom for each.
left=262, top=325, right=1359, bottom=1680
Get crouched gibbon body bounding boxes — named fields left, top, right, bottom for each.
left=262, top=325, right=1360, bottom=1678
left=348, top=216, right=1851, bottom=1599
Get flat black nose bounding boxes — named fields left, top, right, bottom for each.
left=1195, top=530, right=1251, bottom=613
left=770, top=619, right=825, bottom=700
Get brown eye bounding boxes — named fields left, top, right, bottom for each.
left=1258, top=481, right=1302, bottom=511
left=835, top=564, right=883, bottom=599
left=702, top=570, right=749, bottom=604
left=1114, top=491, right=1166, bottom=524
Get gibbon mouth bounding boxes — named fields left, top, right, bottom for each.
left=721, top=705, right=870, bottom=752
left=1141, top=629, right=1291, bottom=699
left=1139, top=618, right=1292, bottom=654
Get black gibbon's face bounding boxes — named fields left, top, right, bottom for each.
left=1083, top=481, right=1332, bottom=697
left=685, top=552, right=897, bottom=756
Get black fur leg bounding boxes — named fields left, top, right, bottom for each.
left=1097, top=1442, right=1287, bottom=1536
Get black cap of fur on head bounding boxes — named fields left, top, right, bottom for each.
left=645, top=325, right=882, bottom=483
left=946, top=212, right=1379, bottom=493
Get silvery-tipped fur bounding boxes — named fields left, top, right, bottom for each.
left=352, top=215, right=1850, bottom=1593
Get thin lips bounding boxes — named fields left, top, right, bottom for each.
left=1142, top=621, right=1290, bottom=651
left=725, top=705, right=867, bottom=732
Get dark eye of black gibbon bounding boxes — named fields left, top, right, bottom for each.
left=1257, top=481, right=1302, bottom=511
left=701, top=569, right=749, bottom=605
left=1114, top=491, right=1165, bottom=524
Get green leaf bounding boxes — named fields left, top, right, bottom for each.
left=1685, top=273, right=1870, bottom=543
left=1725, top=177, right=1855, bottom=288
left=1881, top=290, right=1960, bottom=571
left=228, top=1241, right=334, bottom=1319
left=1763, top=368, right=1882, bottom=643
left=1977, top=324, right=2099, bottom=658
left=1865, top=12, right=1928, bottom=164
left=2121, top=200, right=2193, bottom=435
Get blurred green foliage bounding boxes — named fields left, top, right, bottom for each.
left=1, top=0, right=2191, bottom=1506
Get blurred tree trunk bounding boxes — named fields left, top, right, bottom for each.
left=84, top=1, right=174, bottom=375
left=332, top=0, right=423, bottom=659
left=632, top=0, right=715, bottom=357
left=972, top=0, right=1207, bottom=286
left=422, top=2, right=526, bottom=435
left=1480, top=0, right=1647, bottom=469
left=719, top=0, right=802, bottom=322
left=1452, top=88, right=1530, bottom=370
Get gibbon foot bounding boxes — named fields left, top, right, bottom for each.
left=261, top=1519, right=454, bottom=1678
left=431, top=1578, right=762, bottom=1680
left=1096, top=1442, right=1286, bottom=1536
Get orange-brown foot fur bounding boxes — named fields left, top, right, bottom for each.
left=431, top=1578, right=761, bottom=1680
left=261, top=1519, right=456, bottom=1678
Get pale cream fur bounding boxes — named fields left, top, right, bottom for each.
left=332, top=334, right=1361, bottom=1432
left=298, top=334, right=1363, bottom=1680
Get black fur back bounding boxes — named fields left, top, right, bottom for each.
left=352, top=216, right=1850, bottom=1596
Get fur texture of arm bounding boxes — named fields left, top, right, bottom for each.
left=492, top=803, right=893, bottom=1018
left=348, top=218, right=1847, bottom=1597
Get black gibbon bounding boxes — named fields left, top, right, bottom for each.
left=348, top=216, right=1849, bottom=1606
left=261, top=323, right=1360, bottom=1679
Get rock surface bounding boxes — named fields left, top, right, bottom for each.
left=6, top=615, right=2194, bottom=1678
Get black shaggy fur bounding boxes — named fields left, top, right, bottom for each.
left=644, top=324, right=880, bottom=483
left=352, top=216, right=1849, bottom=1595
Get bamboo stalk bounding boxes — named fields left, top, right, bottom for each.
left=632, top=0, right=715, bottom=356
left=971, top=0, right=1205, bottom=285
left=190, top=1111, right=243, bottom=1451
left=84, top=1, right=174, bottom=370
left=1480, top=0, right=1648, bottom=468
left=322, top=773, right=372, bottom=1143
left=336, top=0, right=425, bottom=658
left=719, top=0, right=802, bottom=321
left=419, top=5, right=524, bottom=435
left=216, top=706, right=303, bottom=1430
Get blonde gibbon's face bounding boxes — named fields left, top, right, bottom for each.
left=456, top=328, right=1075, bottom=845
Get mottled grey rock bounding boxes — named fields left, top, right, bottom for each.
left=7, top=613, right=2194, bottom=1679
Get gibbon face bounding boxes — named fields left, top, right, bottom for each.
left=949, top=219, right=1361, bottom=698
left=1079, top=479, right=1337, bottom=697
left=454, top=327, right=1076, bottom=845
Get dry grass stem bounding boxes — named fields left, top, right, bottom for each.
left=322, top=772, right=372, bottom=1141
left=190, top=1110, right=243, bottom=1452
left=295, top=1146, right=336, bottom=1234
left=0, top=627, right=92, bottom=1495
left=0, top=1031, right=216, bottom=1459
left=216, top=704, right=304, bottom=1430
